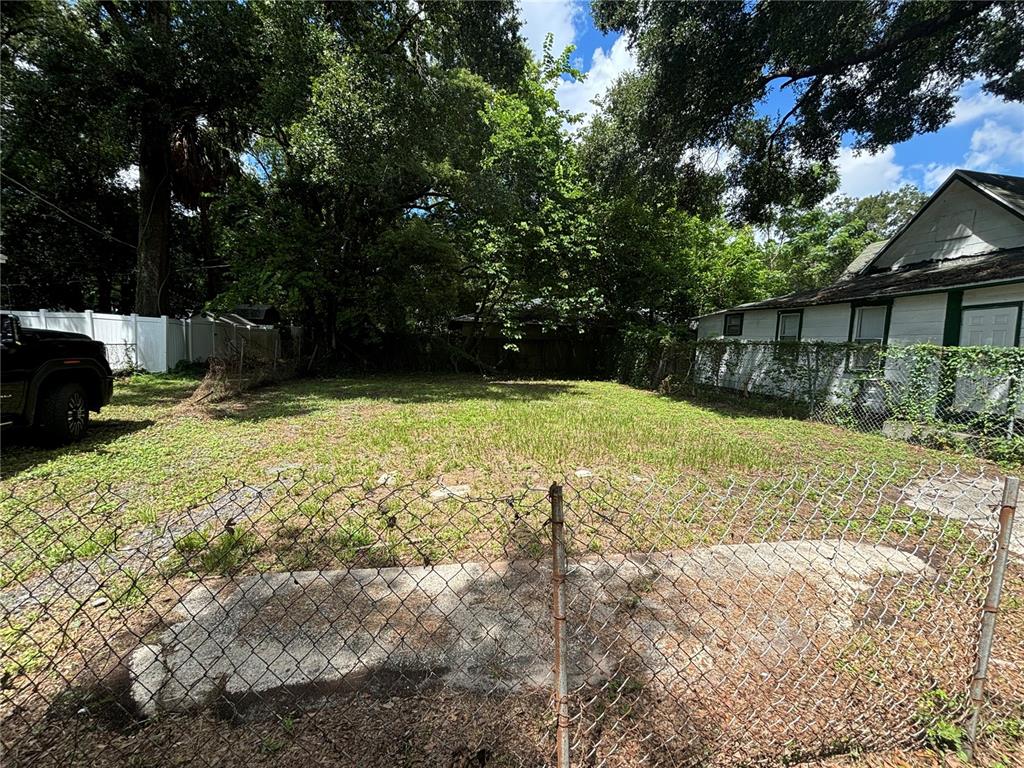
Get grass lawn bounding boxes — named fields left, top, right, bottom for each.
left=2, top=372, right=977, bottom=499
left=1, top=374, right=1020, bottom=767
left=0, top=372, right=984, bottom=583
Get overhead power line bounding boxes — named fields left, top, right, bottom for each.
left=0, top=170, right=138, bottom=250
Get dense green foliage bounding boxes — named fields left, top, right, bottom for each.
left=761, top=185, right=929, bottom=293
left=0, top=2, right=1005, bottom=361
left=591, top=0, right=1023, bottom=221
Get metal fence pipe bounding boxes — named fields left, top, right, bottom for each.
left=550, top=482, right=570, bottom=768
left=966, top=475, right=1019, bottom=760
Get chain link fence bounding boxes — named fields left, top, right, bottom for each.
left=1, top=465, right=1018, bottom=767
left=617, top=336, right=1024, bottom=463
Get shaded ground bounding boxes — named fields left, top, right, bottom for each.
left=124, top=542, right=931, bottom=718
left=5, top=538, right=1010, bottom=767
left=1, top=374, right=1019, bottom=767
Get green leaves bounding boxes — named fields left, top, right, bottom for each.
left=592, top=0, right=1019, bottom=221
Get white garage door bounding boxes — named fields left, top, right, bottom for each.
left=959, top=304, right=1020, bottom=347
left=955, top=304, right=1020, bottom=416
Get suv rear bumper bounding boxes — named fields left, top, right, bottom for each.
left=99, top=376, right=114, bottom=410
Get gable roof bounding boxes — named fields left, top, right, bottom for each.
left=697, top=246, right=1024, bottom=316
left=959, top=170, right=1024, bottom=218
left=838, top=240, right=887, bottom=280
left=863, top=169, right=1024, bottom=273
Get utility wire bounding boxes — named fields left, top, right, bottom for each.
left=0, top=170, right=138, bottom=250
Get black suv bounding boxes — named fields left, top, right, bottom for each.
left=1, top=313, right=114, bottom=444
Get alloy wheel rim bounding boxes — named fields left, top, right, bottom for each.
left=66, top=393, right=86, bottom=436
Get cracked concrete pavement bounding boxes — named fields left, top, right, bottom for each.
left=128, top=540, right=936, bottom=716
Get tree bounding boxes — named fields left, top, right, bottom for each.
left=1, top=1, right=138, bottom=310
left=443, top=38, right=602, bottom=340
left=764, top=185, right=931, bottom=294
left=832, top=185, right=929, bottom=240
left=2, top=1, right=263, bottom=315
left=592, top=0, right=1024, bottom=222
left=216, top=1, right=530, bottom=353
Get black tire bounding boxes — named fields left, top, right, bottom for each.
left=35, top=382, right=90, bottom=445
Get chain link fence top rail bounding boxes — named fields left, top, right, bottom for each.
left=0, top=464, right=1017, bottom=767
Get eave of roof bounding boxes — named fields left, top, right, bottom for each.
left=694, top=247, right=1024, bottom=318
left=864, top=169, right=1024, bottom=272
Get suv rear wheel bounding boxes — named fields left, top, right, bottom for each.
left=36, top=382, right=89, bottom=445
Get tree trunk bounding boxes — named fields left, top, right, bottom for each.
left=134, top=106, right=172, bottom=316
left=200, top=199, right=221, bottom=302
left=134, top=1, right=172, bottom=316
left=95, top=269, right=112, bottom=313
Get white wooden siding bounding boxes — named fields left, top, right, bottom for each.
left=963, top=283, right=1024, bottom=306
left=801, top=304, right=850, bottom=341
left=873, top=180, right=1024, bottom=269
left=698, top=308, right=778, bottom=340
left=887, top=294, right=947, bottom=345
left=696, top=280, right=1024, bottom=345
left=700, top=304, right=852, bottom=342
left=696, top=315, right=723, bottom=339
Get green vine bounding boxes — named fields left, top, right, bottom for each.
left=616, top=332, right=1024, bottom=463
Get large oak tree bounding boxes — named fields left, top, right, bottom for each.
left=592, top=0, right=1024, bottom=222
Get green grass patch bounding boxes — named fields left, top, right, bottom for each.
left=1, top=372, right=986, bottom=584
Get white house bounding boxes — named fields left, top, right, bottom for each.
left=696, top=169, right=1024, bottom=351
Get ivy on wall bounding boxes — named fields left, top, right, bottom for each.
left=616, top=329, right=1024, bottom=464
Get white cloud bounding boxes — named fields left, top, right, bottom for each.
left=921, top=163, right=957, bottom=191
left=517, top=0, right=582, bottom=61
left=964, top=119, right=1024, bottom=170
left=950, top=83, right=1024, bottom=127
left=557, top=35, right=636, bottom=124
left=835, top=146, right=907, bottom=198
left=919, top=111, right=1024, bottom=191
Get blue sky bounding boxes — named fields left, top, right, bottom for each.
left=518, top=1, right=1024, bottom=199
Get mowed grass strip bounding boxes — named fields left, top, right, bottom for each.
left=4, top=373, right=966, bottom=491
left=0, top=373, right=975, bottom=581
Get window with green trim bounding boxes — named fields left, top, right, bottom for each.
left=724, top=313, right=743, bottom=337
left=777, top=312, right=801, bottom=341
left=849, top=305, right=888, bottom=371
left=852, top=305, right=887, bottom=344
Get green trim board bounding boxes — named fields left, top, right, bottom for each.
left=941, top=290, right=964, bottom=347
left=889, top=276, right=1024, bottom=301
left=958, top=301, right=1023, bottom=347
left=775, top=309, right=803, bottom=341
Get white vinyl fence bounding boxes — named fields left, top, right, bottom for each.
left=10, top=309, right=298, bottom=373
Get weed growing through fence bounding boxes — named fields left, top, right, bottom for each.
left=618, top=333, right=1024, bottom=464
left=916, top=689, right=968, bottom=755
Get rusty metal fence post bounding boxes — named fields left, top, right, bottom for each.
left=966, top=475, right=1019, bottom=760
left=550, top=482, right=570, bottom=768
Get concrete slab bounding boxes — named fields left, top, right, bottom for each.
left=903, top=476, right=1021, bottom=560
left=128, top=540, right=934, bottom=716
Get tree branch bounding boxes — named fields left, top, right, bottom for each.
left=765, top=78, right=822, bottom=152
left=98, top=0, right=131, bottom=38
left=381, top=8, right=424, bottom=55
left=756, top=2, right=990, bottom=90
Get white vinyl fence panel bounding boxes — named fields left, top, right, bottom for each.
left=10, top=309, right=294, bottom=373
